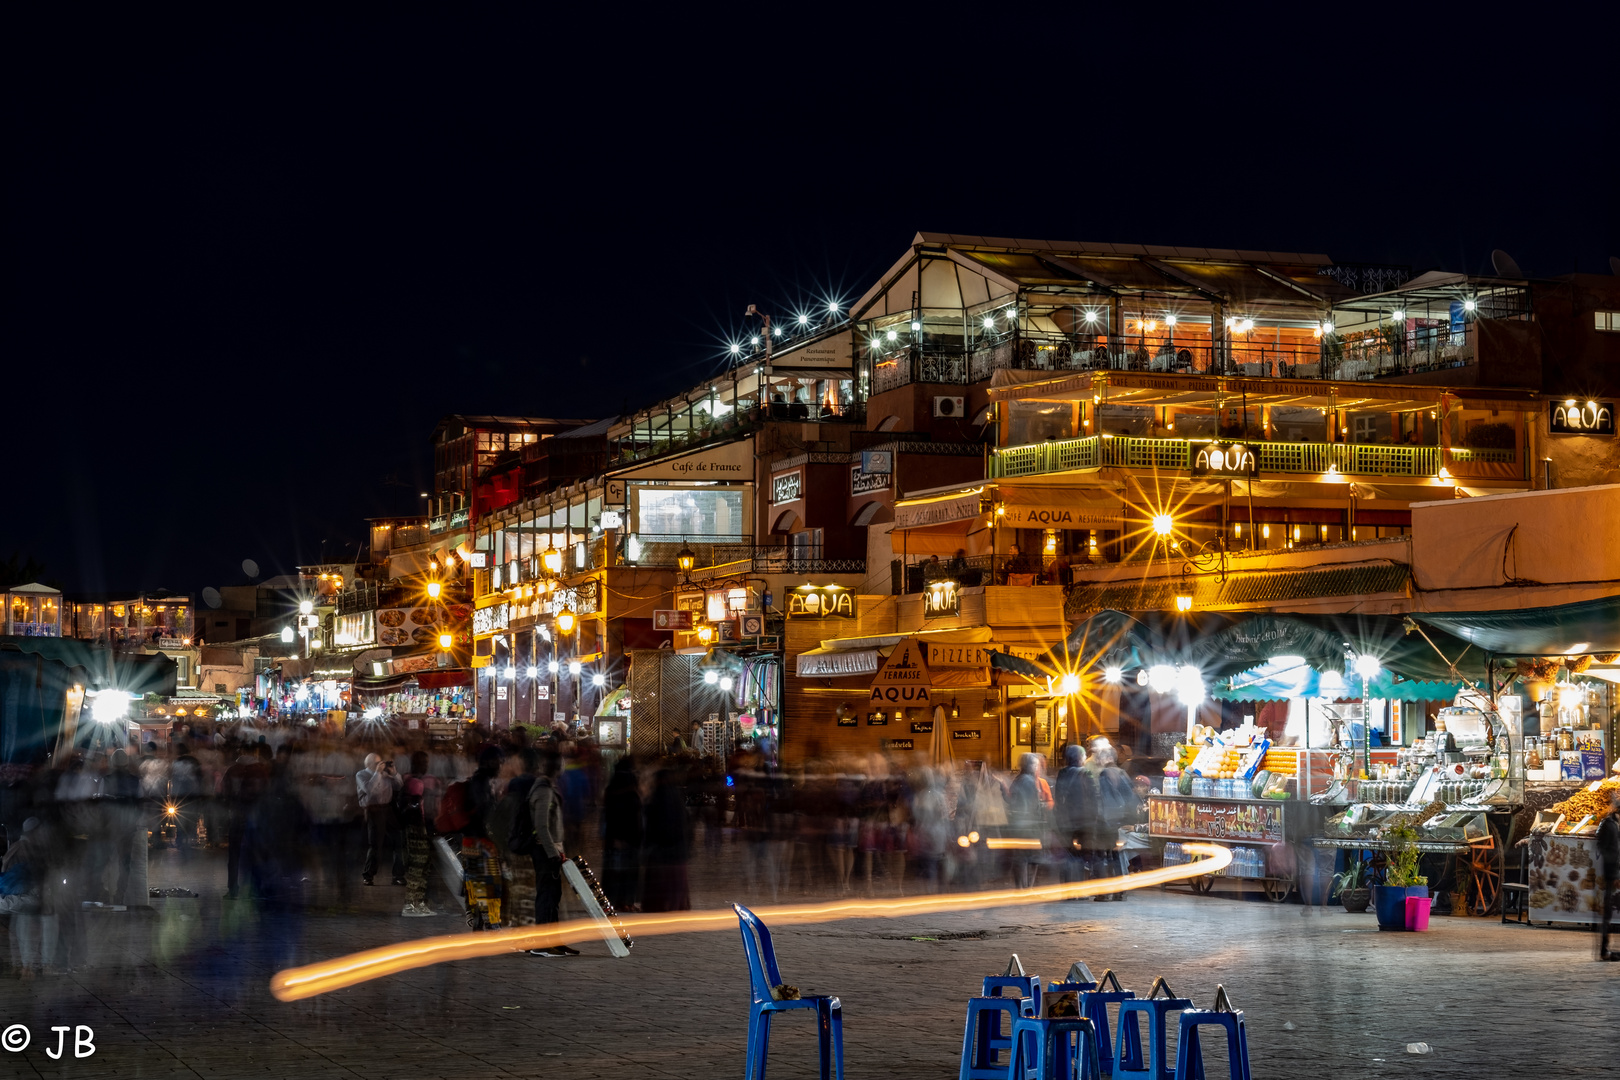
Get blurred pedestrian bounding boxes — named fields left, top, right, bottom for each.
left=399, top=751, right=437, bottom=917
left=356, top=753, right=403, bottom=886
left=1007, top=754, right=1051, bottom=888
left=1596, top=787, right=1619, bottom=961
left=601, top=756, right=643, bottom=912
left=1054, top=744, right=1091, bottom=884
left=643, top=768, right=690, bottom=912
left=526, top=750, right=576, bottom=957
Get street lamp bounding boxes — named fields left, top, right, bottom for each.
left=555, top=607, right=577, bottom=636
left=676, top=543, right=695, bottom=581
left=299, top=599, right=313, bottom=616
left=542, top=545, right=564, bottom=575
left=281, top=626, right=295, bottom=644
left=438, top=632, right=453, bottom=650
left=426, top=580, right=442, bottom=599
left=696, top=623, right=715, bottom=646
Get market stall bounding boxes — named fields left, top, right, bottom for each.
left=1522, top=776, right=1620, bottom=925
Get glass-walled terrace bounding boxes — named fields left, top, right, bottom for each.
left=863, top=296, right=1335, bottom=394
left=607, top=364, right=858, bottom=468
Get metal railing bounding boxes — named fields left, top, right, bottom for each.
left=335, top=582, right=381, bottom=615
left=865, top=330, right=1492, bottom=387
left=992, top=436, right=1442, bottom=478
left=616, top=535, right=863, bottom=576
left=609, top=401, right=864, bottom=468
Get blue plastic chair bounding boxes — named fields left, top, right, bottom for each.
left=1011, top=1015, right=1104, bottom=1080
left=1113, top=978, right=1194, bottom=1080
left=1175, top=986, right=1252, bottom=1080
left=960, top=996, right=1035, bottom=1080
left=983, top=953, right=1043, bottom=1015
left=1077, top=968, right=1136, bottom=1076
left=734, top=904, right=844, bottom=1080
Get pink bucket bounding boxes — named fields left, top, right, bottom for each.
left=1405, top=895, right=1431, bottom=931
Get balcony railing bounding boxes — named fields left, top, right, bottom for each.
left=992, top=436, right=1442, bottom=479
left=615, top=535, right=864, bottom=577
left=610, top=402, right=865, bottom=469
left=335, top=582, right=381, bottom=615
left=866, top=331, right=1482, bottom=388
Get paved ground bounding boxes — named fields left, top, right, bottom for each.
left=2, top=832, right=1617, bottom=1079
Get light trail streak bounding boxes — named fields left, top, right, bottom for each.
left=270, top=843, right=1231, bottom=1001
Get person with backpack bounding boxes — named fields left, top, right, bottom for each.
left=525, top=750, right=574, bottom=956
left=356, top=753, right=403, bottom=886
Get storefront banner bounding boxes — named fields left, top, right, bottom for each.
left=894, top=490, right=983, bottom=529
left=787, top=586, right=857, bottom=618
left=1526, top=833, right=1605, bottom=923
left=926, top=642, right=995, bottom=669
left=1148, top=797, right=1284, bottom=842
left=613, top=435, right=755, bottom=480
left=797, top=648, right=882, bottom=677
left=996, top=486, right=1123, bottom=528
left=472, top=603, right=510, bottom=636
left=377, top=603, right=467, bottom=649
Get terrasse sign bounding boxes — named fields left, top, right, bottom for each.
left=869, top=639, right=931, bottom=705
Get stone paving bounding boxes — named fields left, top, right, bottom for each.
left=2, top=833, right=1617, bottom=1079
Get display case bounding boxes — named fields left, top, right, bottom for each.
left=1314, top=707, right=1525, bottom=914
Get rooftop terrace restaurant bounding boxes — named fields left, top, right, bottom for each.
left=852, top=235, right=1370, bottom=394
left=984, top=369, right=1540, bottom=561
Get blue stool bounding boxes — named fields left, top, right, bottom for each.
left=960, top=995, right=1035, bottom=1080
left=1078, top=969, right=1136, bottom=1076
left=1113, top=978, right=1194, bottom=1080
left=1011, top=1015, right=1104, bottom=1080
left=1175, top=985, right=1252, bottom=1080
left=983, top=953, right=1043, bottom=1016
left=734, top=904, right=844, bottom=1080
left=1048, top=961, right=1100, bottom=996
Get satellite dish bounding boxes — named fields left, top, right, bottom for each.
left=242, top=559, right=260, bottom=579
left=202, top=587, right=222, bottom=609
left=1609, top=256, right=1619, bottom=276
left=1490, top=249, right=1524, bottom=278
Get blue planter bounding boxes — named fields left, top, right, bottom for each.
left=1370, top=884, right=1428, bottom=930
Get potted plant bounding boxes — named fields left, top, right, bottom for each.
left=1331, top=857, right=1371, bottom=913
left=1369, top=818, right=1431, bottom=930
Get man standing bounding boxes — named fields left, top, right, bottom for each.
left=356, top=753, right=403, bottom=887
left=526, top=750, right=576, bottom=957
left=1596, top=787, right=1620, bottom=961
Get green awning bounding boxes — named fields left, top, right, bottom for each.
left=1409, top=595, right=1620, bottom=657
left=1215, top=658, right=1464, bottom=702
left=1056, top=610, right=1488, bottom=683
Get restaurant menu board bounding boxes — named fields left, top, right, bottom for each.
left=1526, top=833, right=1606, bottom=925
left=1148, top=797, right=1285, bottom=842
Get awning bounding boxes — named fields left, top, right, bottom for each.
left=0, top=638, right=175, bottom=696
left=990, top=651, right=1047, bottom=679
left=1216, top=659, right=1464, bottom=702
left=893, top=487, right=984, bottom=529
left=595, top=686, right=630, bottom=716
left=891, top=520, right=990, bottom=557
left=416, top=669, right=472, bottom=689
left=1057, top=610, right=1489, bottom=683
left=796, top=648, right=883, bottom=677
left=1408, top=595, right=1620, bottom=657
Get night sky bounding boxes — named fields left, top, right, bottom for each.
left=6, top=11, right=1615, bottom=596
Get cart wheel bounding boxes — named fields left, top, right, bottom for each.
left=1191, top=875, right=1214, bottom=894
left=1263, top=878, right=1293, bottom=903
left=465, top=910, right=479, bottom=929
left=1468, top=825, right=1503, bottom=917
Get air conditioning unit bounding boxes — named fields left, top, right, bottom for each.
left=933, top=395, right=965, bottom=418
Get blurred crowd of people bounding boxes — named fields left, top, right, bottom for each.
left=0, top=725, right=1150, bottom=972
